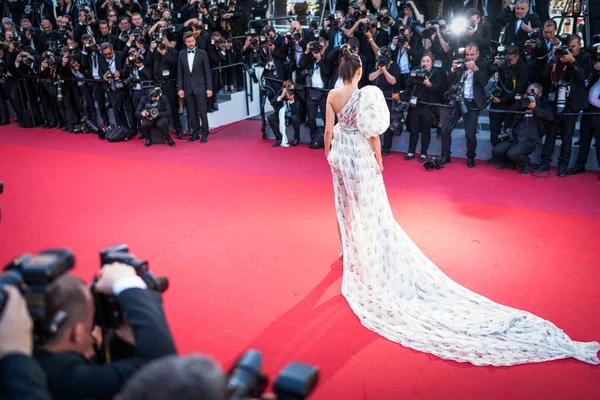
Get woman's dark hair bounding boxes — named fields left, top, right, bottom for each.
left=339, top=47, right=362, bottom=84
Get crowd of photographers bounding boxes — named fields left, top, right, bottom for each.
left=0, top=0, right=599, bottom=178
left=0, top=246, right=318, bottom=399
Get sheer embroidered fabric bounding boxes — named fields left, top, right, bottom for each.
left=326, top=85, right=599, bottom=366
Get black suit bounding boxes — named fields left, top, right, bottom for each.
left=493, top=99, right=554, bottom=168
left=497, top=7, right=542, bottom=49
left=34, top=288, right=177, bottom=400
left=267, top=90, right=304, bottom=142
left=136, top=94, right=173, bottom=142
left=0, top=354, right=52, bottom=400
left=441, top=58, right=490, bottom=160
left=177, top=47, right=213, bottom=138
left=98, top=50, right=133, bottom=128
left=466, top=21, right=492, bottom=57
left=153, top=47, right=182, bottom=135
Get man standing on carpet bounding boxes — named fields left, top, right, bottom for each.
left=177, top=32, right=213, bottom=144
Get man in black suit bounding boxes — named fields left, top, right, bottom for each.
left=535, top=34, right=590, bottom=177
left=466, top=8, right=492, bottom=58
left=0, top=286, right=52, bottom=400
left=440, top=43, right=490, bottom=167
left=492, top=83, right=554, bottom=174
left=177, top=31, right=213, bottom=143
left=497, top=0, right=542, bottom=49
left=98, top=42, right=133, bottom=128
left=136, top=88, right=176, bottom=147
left=34, top=263, right=177, bottom=400
left=267, top=80, right=304, bottom=147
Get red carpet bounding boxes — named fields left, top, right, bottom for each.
left=0, top=123, right=599, bottom=399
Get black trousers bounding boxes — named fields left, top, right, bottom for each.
left=107, top=89, right=133, bottom=128
left=488, top=104, right=514, bottom=148
left=540, top=105, right=579, bottom=167
left=407, top=105, right=435, bottom=154
left=306, top=89, right=327, bottom=138
left=91, top=81, right=110, bottom=126
left=267, top=112, right=301, bottom=141
left=575, top=110, right=600, bottom=167
left=381, top=99, right=396, bottom=153
left=492, top=138, right=537, bottom=167
left=140, top=117, right=170, bottom=140
left=441, top=100, right=479, bottom=159
left=185, top=92, right=209, bottom=136
left=160, top=81, right=182, bottom=134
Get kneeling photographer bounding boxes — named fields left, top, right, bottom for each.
left=27, top=247, right=177, bottom=400
left=368, top=47, right=401, bottom=156
left=267, top=80, right=304, bottom=147
left=403, top=53, right=444, bottom=162
left=136, top=88, right=176, bottom=147
left=492, top=83, right=554, bottom=174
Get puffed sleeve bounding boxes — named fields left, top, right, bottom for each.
left=356, top=85, right=391, bottom=138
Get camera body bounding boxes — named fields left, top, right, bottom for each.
left=423, top=156, right=444, bottom=170
left=554, top=45, right=570, bottom=59
left=309, top=41, right=322, bottom=54
left=92, top=245, right=168, bottom=330
left=493, top=46, right=511, bottom=69
left=326, top=14, right=339, bottom=29
left=497, top=128, right=514, bottom=143
left=0, top=249, right=75, bottom=345
left=445, top=83, right=469, bottom=115
left=410, top=67, right=428, bottom=82
left=515, top=90, right=540, bottom=108
left=396, top=33, right=408, bottom=46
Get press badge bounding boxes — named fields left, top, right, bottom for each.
left=410, top=96, right=418, bottom=106
left=434, top=60, right=442, bottom=68
left=162, top=70, right=170, bottom=77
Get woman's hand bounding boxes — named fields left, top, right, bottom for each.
left=377, top=158, right=384, bottom=174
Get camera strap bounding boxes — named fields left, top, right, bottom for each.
left=550, top=62, right=567, bottom=86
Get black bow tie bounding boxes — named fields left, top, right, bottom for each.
left=188, top=49, right=196, bottom=54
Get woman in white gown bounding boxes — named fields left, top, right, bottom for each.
left=323, top=49, right=599, bottom=366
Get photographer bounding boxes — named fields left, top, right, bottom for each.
left=38, top=52, right=66, bottom=129
left=321, top=11, right=348, bottom=53
left=368, top=47, right=400, bottom=156
left=151, top=38, right=183, bottom=137
left=0, top=286, right=52, bottom=400
left=282, top=20, right=312, bottom=84
left=569, top=48, right=600, bottom=178
left=390, top=26, right=418, bottom=89
left=465, top=8, right=492, bottom=57
left=440, top=43, right=490, bottom=167
left=99, top=42, right=134, bottom=129
left=267, top=79, right=304, bottom=147
left=403, top=53, right=445, bottom=161
left=492, top=83, right=554, bottom=173
left=136, top=88, right=176, bottom=147
left=527, top=20, right=561, bottom=93
left=34, top=263, right=177, bottom=400
left=535, top=34, right=589, bottom=177
left=488, top=45, right=529, bottom=154
left=347, top=15, right=388, bottom=75
left=298, top=37, right=332, bottom=143
left=80, top=35, right=111, bottom=128
left=497, top=0, right=541, bottom=49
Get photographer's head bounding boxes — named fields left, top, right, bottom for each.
left=513, top=0, right=530, bottom=20
left=119, top=16, right=131, bottom=32
left=506, top=45, right=520, bottom=64
left=421, top=52, right=435, bottom=71
left=465, top=43, right=479, bottom=62
left=543, top=19, right=557, bottom=41
left=339, top=46, right=362, bottom=84
left=568, top=34, right=582, bottom=57
left=150, top=88, right=162, bottom=102
left=101, top=43, right=114, bottom=59
left=527, top=83, right=543, bottom=97
left=99, top=21, right=110, bottom=36
left=38, top=275, right=95, bottom=355
left=117, top=355, right=226, bottom=400
left=41, top=20, right=53, bottom=35
left=467, top=8, right=481, bottom=27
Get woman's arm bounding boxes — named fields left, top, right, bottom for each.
left=324, top=91, right=336, bottom=157
left=369, top=135, right=383, bottom=173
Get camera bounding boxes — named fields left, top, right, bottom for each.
left=389, top=95, right=409, bottom=134
left=128, top=54, right=144, bottom=64
left=377, top=53, right=390, bottom=67
left=554, top=45, right=570, bottom=58
left=143, top=107, right=159, bottom=119
left=91, top=245, right=168, bottom=331
left=590, top=43, right=600, bottom=62
left=309, top=41, right=322, bottom=54
left=286, top=30, right=302, bottom=42
left=423, top=156, right=444, bottom=170
left=553, top=81, right=570, bottom=113
left=104, top=71, right=125, bottom=92
left=492, top=45, right=510, bottom=69
left=84, top=43, right=99, bottom=52
left=453, top=47, right=466, bottom=69
left=410, top=67, right=428, bottom=81
left=0, top=249, right=75, bottom=345
left=497, top=128, right=514, bottom=143
left=514, top=90, right=540, bottom=108
left=395, top=33, right=408, bottom=46
left=326, top=13, right=339, bottom=29
left=227, top=349, right=319, bottom=400
left=445, top=83, right=469, bottom=115
left=414, top=25, right=432, bottom=39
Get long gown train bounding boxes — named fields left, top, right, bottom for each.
left=326, top=85, right=599, bottom=366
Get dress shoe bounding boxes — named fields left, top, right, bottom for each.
left=176, top=131, right=183, bottom=139
left=272, top=140, right=281, bottom=147
left=189, top=133, right=199, bottom=142
left=404, top=153, right=415, bottom=161
left=291, top=138, right=300, bottom=146
left=200, top=136, right=208, bottom=143
left=568, top=165, right=585, bottom=175
left=467, top=158, right=475, bottom=168
left=166, top=137, right=176, bottom=146
left=145, top=139, right=151, bottom=147
left=382, top=150, right=390, bottom=156
left=533, top=164, right=549, bottom=173
left=440, top=156, right=451, bottom=165
left=558, top=166, right=567, bottom=177
left=486, top=156, right=497, bottom=164
left=419, top=154, right=427, bottom=163
left=507, top=163, right=517, bottom=170
left=496, top=162, right=507, bottom=169
left=520, top=165, right=531, bottom=174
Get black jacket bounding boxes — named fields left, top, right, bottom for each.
left=135, top=94, right=173, bottom=119
left=0, top=354, right=52, bottom=400
left=497, top=6, right=542, bottom=49
left=34, top=289, right=177, bottom=400
left=177, top=47, right=213, bottom=94
left=405, top=67, right=445, bottom=104
left=512, top=97, right=555, bottom=141
left=490, top=58, right=530, bottom=104
left=447, top=58, right=490, bottom=110
left=543, top=52, right=590, bottom=111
